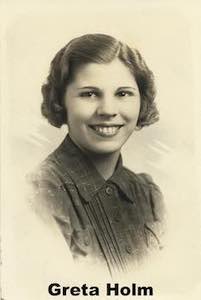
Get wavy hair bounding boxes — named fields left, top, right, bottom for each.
left=41, top=33, right=159, bottom=129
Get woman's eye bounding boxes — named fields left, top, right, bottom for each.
left=79, top=91, right=98, bottom=98
left=116, top=91, right=134, bottom=97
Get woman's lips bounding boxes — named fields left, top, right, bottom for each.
left=88, top=124, right=124, bottom=137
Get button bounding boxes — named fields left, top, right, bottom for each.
left=105, top=186, right=113, bottom=195
left=125, top=245, right=132, bottom=254
left=113, top=211, right=121, bottom=222
left=84, top=235, right=90, bottom=246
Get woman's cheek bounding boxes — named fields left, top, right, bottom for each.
left=121, top=109, right=140, bottom=123
left=72, top=100, right=97, bottom=119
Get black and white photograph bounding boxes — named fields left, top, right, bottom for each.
left=1, top=1, right=201, bottom=299
left=29, top=32, right=166, bottom=276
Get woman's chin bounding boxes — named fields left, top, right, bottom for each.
left=84, top=142, right=122, bottom=156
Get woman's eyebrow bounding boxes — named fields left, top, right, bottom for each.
left=117, top=86, right=137, bottom=91
left=77, top=86, right=137, bottom=91
left=77, top=86, right=100, bottom=90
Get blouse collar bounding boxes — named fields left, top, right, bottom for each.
left=54, top=135, right=135, bottom=203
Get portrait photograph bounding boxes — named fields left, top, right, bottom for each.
left=1, top=0, right=201, bottom=299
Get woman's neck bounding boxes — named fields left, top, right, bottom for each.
left=69, top=135, right=120, bottom=180
left=86, top=151, right=120, bottom=180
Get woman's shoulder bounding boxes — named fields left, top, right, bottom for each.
left=27, top=155, right=73, bottom=224
left=123, top=167, right=160, bottom=188
left=123, top=167, right=165, bottom=220
left=28, top=151, right=72, bottom=189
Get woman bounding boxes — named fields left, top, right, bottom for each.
left=30, top=33, right=165, bottom=276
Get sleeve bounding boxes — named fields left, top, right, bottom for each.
left=141, top=173, right=165, bottom=222
left=26, top=162, right=73, bottom=246
left=139, top=173, right=166, bottom=250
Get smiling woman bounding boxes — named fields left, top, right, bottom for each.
left=29, top=33, right=165, bottom=276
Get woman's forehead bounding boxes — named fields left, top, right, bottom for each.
left=70, top=58, right=137, bottom=88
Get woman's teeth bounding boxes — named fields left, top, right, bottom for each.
left=90, top=125, right=122, bottom=136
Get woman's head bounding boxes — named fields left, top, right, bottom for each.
left=41, top=33, right=159, bottom=130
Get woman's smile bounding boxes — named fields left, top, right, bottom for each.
left=88, top=124, right=124, bottom=137
left=64, top=58, right=141, bottom=154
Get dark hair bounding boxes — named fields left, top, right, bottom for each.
left=41, top=33, right=159, bottom=129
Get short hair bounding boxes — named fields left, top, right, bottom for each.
left=41, top=33, right=159, bottom=129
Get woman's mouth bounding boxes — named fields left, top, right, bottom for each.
left=88, top=125, right=123, bottom=137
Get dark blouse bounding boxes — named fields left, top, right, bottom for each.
left=30, top=135, right=165, bottom=275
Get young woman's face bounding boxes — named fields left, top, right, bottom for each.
left=64, top=58, right=141, bottom=154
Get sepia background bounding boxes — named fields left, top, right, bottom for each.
left=1, top=0, right=201, bottom=299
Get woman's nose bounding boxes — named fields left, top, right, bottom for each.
left=96, top=98, right=118, bottom=117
